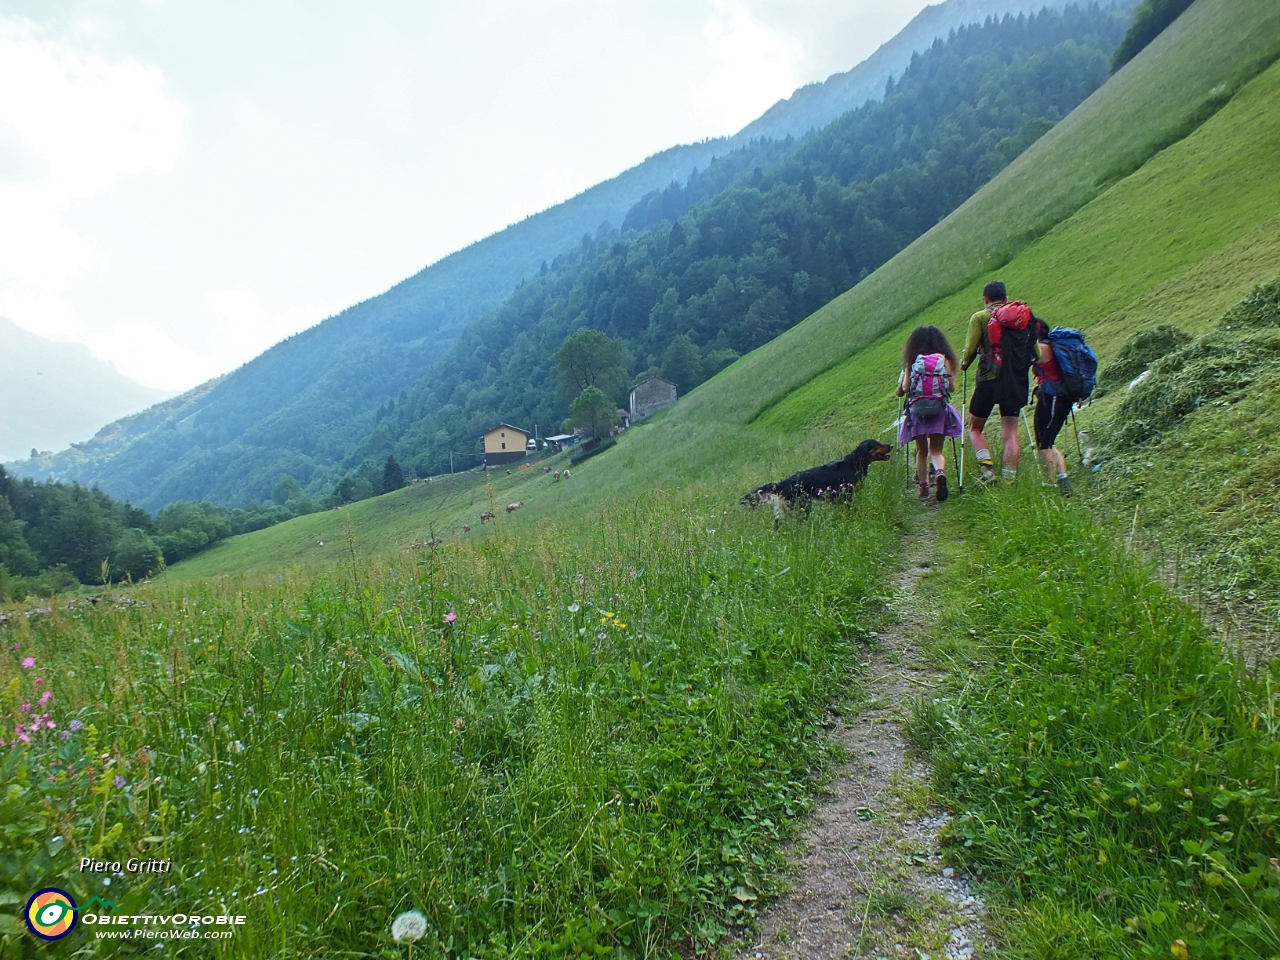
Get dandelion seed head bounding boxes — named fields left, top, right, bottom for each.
left=391, top=910, right=429, bottom=943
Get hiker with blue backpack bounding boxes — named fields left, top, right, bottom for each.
left=1032, top=322, right=1098, bottom=497
left=897, top=325, right=963, bottom=502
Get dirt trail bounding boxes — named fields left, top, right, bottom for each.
left=732, top=521, right=990, bottom=960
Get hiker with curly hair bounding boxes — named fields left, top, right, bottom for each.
left=897, top=325, right=962, bottom=502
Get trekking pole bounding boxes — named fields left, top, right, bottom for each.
left=1070, top=408, right=1083, bottom=463
left=958, top=368, right=967, bottom=491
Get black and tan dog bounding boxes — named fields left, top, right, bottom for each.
left=741, top=439, right=893, bottom=521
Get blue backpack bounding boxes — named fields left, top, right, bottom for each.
left=1046, top=327, right=1097, bottom=403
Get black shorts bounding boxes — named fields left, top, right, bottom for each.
left=968, top=377, right=1028, bottom=420
left=1034, top=390, right=1071, bottom=449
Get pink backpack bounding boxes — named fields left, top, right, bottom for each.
left=907, top=353, right=953, bottom=419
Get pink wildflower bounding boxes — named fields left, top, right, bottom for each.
left=445, top=612, right=457, bottom=623
left=34, top=677, right=43, bottom=685
left=20, top=703, right=31, bottom=712
left=39, top=691, right=52, bottom=705
left=21, top=657, right=34, bottom=668
left=17, top=732, right=30, bottom=743
left=46, top=720, right=56, bottom=730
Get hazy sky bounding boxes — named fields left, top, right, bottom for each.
left=0, top=1, right=933, bottom=391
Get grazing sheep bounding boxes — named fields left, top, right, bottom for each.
left=562, top=469, right=571, bottom=479
left=553, top=471, right=560, bottom=482
left=480, top=511, right=496, bottom=524
left=542, top=465, right=552, bottom=473
left=462, top=524, right=471, bottom=533
left=506, top=501, right=524, bottom=514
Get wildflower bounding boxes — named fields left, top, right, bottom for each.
left=39, top=691, right=52, bottom=706
left=391, top=910, right=429, bottom=943
left=46, top=720, right=56, bottom=730
left=113, top=775, right=127, bottom=789
left=60, top=731, right=71, bottom=741
left=567, top=603, right=580, bottom=613
left=453, top=717, right=465, bottom=731
left=34, top=677, right=43, bottom=685
left=444, top=612, right=457, bottom=623
left=69, top=720, right=82, bottom=732
left=21, top=657, right=34, bottom=668
left=21, top=703, right=31, bottom=712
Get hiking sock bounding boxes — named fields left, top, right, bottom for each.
left=935, top=474, right=948, bottom=502
left=975, top=449, right=996, bottom=482
left=1057, top=473, right=1072, bottom=498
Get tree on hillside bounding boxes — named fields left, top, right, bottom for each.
left=113, top=529, right=164, bottom=581
left=565, top=387, right=619, bottom=441
left=551, top=329, right=629, bottom=401
left=271, top=475, right=303, bottom=505
left=383, top=455, right=406, bottom=493
left=1110, top=0, right=1195, bottom=72
left=661, top=335, right=702, bottom=395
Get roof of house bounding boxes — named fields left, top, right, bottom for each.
left=483, top=422, right=529, bottom=436
left=544, top=434, right=577, bottom=442
left=630, top=376, right=677, bottom=393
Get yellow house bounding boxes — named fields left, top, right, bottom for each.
left=482, top=423, right=529, bottom=467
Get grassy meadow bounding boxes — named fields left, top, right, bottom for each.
left=909, top=482, right=1280, bottom=958
left=2, top=475, right=905, bottom=958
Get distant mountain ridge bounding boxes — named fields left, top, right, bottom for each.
left=10, top=0, right=1115, bottom=509
left=0, top=318, right=171, bottom=462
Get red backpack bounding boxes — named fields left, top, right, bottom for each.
left=985, top=301, right=1035, bottom=378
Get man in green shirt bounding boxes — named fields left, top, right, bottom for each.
left=959, top=281, right=1029, bottom=482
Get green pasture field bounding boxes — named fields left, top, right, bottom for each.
left=1, top=477, right=905, bottom=958
left=909, top=483, right=1280, bottom=958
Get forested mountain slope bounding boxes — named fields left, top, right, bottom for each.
left=8, top=0, right=1086, bottom=511
left=370, top=5, right=1129, bottom=477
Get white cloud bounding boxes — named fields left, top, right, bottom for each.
left=0, top=16, right=186, bottom=345
left=695, top=0, right=806, bottom=135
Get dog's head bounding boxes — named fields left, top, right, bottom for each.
left=848, top=438, right=893, bottom=462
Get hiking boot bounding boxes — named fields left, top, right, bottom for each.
left=935, top=474, right=948, bottom=502
left=917, top=482, right=930, bottom=500
left=928, top=463, right=938, bottom=486
left=1001, top=468, right=1017, bottom=484
left=978, top=464, right=996, bottom=483
left=1057, top=474, right=1073, bottom=498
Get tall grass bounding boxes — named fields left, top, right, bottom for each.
left=909, top=484, right=1280, bottom=958
left=1, top=476, right=903, bottom=958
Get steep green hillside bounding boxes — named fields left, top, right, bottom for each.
left=678, top=0, right=1280, bottom=427
left=762, top=53, right=1280, bottom=433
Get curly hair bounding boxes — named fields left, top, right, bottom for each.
left=902, top=325, right=958, bottom=371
